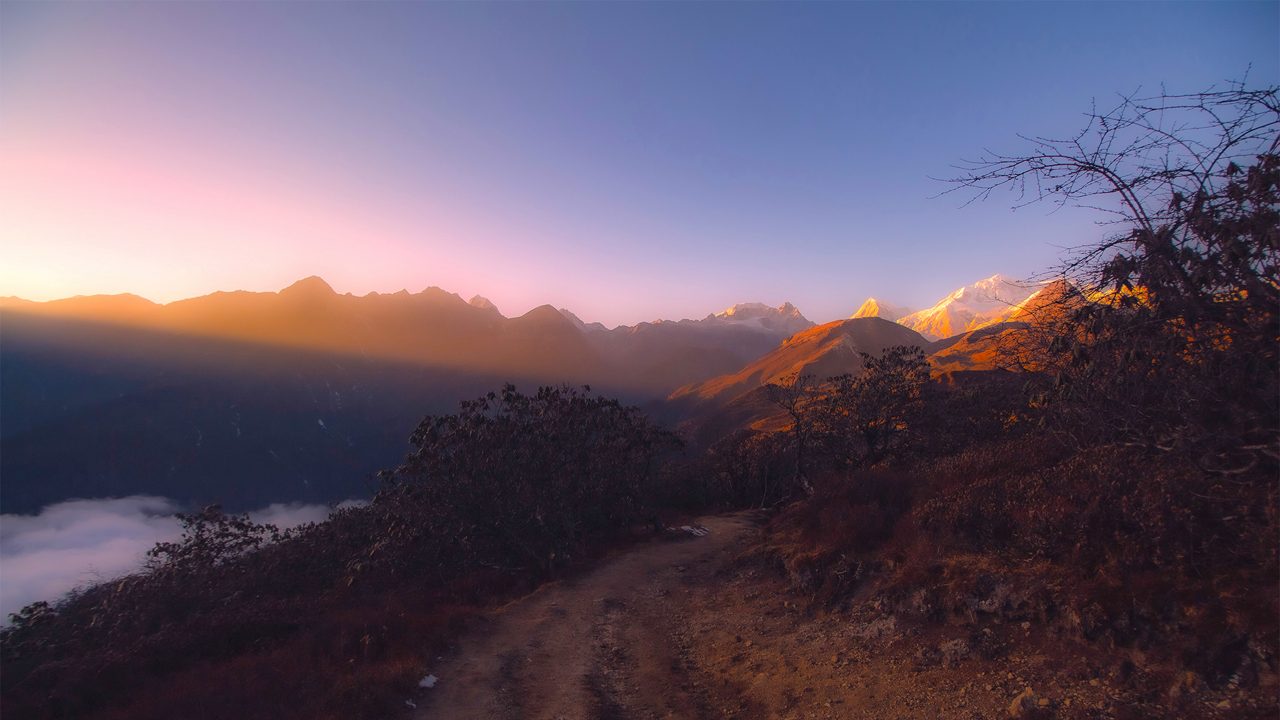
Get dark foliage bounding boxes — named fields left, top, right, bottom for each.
left=811, top=345, right=931, bottom=467
left=949, top=82, right=1279, bottom=470
left=0, top=385, right=677, bottom=720
left=756, top=81, right=1279, bottom=699
left=372, top=384, right=681, bottom=575
left=698, top=428, right=803, bottom=509
left=751, top=346, right=934, bottom=493
left=4, top=83, right=1277, bottom=720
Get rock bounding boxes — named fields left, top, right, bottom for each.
left=1008, top=687, right=1038, bottom=718
left=1168, top=671, right=1204, bottom=701
left=969, top=578, right=1014, bottom=615
left=940, top=638, right=972, bottom=667
left=914, top=644, right=940, bottom=668
left=1229, top=656, right=1259, bottom=688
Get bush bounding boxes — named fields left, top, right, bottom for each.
left=1, top=384, right=679, bottom=720
left=374, top=384, right=680, bottom=574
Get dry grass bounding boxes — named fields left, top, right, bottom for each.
left=756, top=432, right=1279, bottom=700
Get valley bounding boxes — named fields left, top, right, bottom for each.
left=0, top=273, right=1020, bottom=512
left=2, top=8, right=1274, bottom=720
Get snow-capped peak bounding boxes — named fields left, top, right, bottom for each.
left=943, top=274, right=1026, bottom=306
left=706, top=301, right=811, bottom=334
left=849, top=297, right=914, bottom=321
left=716, top=301, right=803, bottom=320
left=896, top=274, right=1043, bottom=340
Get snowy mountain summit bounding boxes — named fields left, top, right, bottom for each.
left=709, top=302, right=812, bottom=334
left=849, top=297, right=914, bottom=322
left=896, top=274, right=1042, bottom=340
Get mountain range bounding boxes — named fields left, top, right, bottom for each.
left=849, top=274, right=1048, bottom=340
left=1, top=273, right=1060, bottom=512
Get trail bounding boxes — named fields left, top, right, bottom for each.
left=416, top=513, right=761, bottom=720
left=411, top=511, right=1158, bottom=720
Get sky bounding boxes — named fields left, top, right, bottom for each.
left=1, top=2, right=1276, bottom=326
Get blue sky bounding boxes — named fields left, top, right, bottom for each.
left=2, top=1, right=1276, bottom=325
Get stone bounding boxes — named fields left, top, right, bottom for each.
left=940, top=638, right=972, bottom=667
left=1168, top=671, right=1204, bottom=701
left=1008, top=687, right=1038, bottom=718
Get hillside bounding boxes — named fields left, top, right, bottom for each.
left=927, top=279, right=1086, bottom=375
left=0, top=313, right=515, bottom=512
left=0, top=281, right=813, bottom=511
left=580, top=301, right=814, bottom=394
left=666, top=317, right=930, bottom=442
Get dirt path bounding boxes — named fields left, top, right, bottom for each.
left=416, top=513, right=761, bottom=720
left=411, top=511, right=1262, bottom=720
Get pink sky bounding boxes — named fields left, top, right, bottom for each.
left=2, top=2, right=1273, bottom=325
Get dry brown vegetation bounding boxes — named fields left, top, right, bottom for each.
left=743, top=83, right=1279, bottom=717
left=2, top=84, right=1276, bottom=719
left=1, top=385, right=680, bottom=720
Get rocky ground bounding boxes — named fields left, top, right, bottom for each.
left=412, top=513, right=1277, bottom=719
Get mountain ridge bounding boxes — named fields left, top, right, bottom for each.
left=5, top=272, right=1058, bottom=340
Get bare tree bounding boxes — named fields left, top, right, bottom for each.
left=819, top=346, right=930, bottom=467
left=946, top=82, right=1276, bottom=233
left=944, top=80, right=1279, bottom=471
left=765, top=373, right=817, bottom=495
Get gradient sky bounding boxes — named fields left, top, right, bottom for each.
left=1, top=2, right=1275, bottom=326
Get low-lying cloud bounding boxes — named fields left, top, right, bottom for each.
left=0, top=496, right=358, bottom=621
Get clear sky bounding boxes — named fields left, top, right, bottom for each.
left=1, top=2, right=1275, bottom=326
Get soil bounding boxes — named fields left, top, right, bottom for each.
left=413, top=512, right=1276, bottom=719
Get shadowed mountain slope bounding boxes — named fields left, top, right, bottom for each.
left=0, top=312, right=526, bottom=512
left=1, top=280, right=814, bottom=511
left=671, top=317, right=930, bottom=407
left=665, top=318, right=931, bottom=442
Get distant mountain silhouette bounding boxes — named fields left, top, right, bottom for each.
left=0, top=312, right=524, bottom=513
left=1, top=279, right=815, bottom=511
left=5, top=275, right=1071, bottom=511
left=579, top=301, right=814, bottom=395
left=5, top=280, right=820, bottom=396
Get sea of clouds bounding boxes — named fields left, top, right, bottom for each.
left=0, top=496, right=356, bottom=621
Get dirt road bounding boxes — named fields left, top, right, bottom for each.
left=411, top=511, right=1207, bottom=720
left=415, top=513, right=760, bottom=720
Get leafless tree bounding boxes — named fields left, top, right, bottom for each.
left=765, top=373, right=817, bottom=495
left=944, top=80, right=1279, bottom=471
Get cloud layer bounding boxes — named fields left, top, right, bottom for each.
left=0, top=496, right=352, bottom=621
